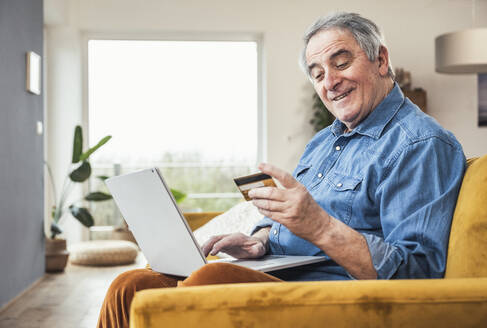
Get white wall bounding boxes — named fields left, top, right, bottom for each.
left=44, top=0, right=487, bottom=241
left=44, top=0, right=85, bottom=243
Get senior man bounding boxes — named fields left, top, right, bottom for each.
left=97, top=12, right=465, bottom=328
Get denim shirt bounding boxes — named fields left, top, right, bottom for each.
left=253, top=83, right=466, bottom=281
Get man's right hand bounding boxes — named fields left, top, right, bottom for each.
left=201, top=230, right=269, bottom=259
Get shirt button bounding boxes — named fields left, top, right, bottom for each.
left=273, top=229, right=278, bottom=235
left=335, top=146, right=341, bottom=151
left=336, top=183, right=343, bottom=187
left=317, top=173, right=323, bottom=178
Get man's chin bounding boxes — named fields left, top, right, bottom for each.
left=336, top=111, right=360, bottom=127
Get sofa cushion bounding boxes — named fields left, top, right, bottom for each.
left=445, top=155, right=487, bottom=278
left=193, top=201, right=264, bottom=258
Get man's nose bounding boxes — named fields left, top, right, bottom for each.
left=324, top=69, right=341, bottom=91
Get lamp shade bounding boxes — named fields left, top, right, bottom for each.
left=435, top=28, right=487, bottom=74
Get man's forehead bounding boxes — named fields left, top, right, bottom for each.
left=305, top=28, right=358, bottom=64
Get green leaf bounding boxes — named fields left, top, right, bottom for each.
left=97, top=175, right=110, bottom=181
left=79, top=136, right=112, bottom=162
left=170, top=188, right=186, bottom=203
left=50, top=221, right=63, bottom=239
left=310, top=93, right=334, bottom=132
left=69, top=205, right=94, bottom=227
left=72, top=125, right=83, bottom=163
left=85, top=191, right=112, bottom=201
left=69, top=161, right=92, bottom=182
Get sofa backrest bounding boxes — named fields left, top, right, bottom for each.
left=445, top=155, right=487, bottom=278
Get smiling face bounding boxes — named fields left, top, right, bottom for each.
left=306, top=28, right=393, bottom=130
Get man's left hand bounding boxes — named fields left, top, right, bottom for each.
left=248, top=163, right=331, bottom=244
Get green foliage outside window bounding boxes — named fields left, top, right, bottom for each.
left=90, top=158, right=251, bottom=226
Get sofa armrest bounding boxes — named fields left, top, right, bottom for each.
left=130, top=278, right=487, bottom=327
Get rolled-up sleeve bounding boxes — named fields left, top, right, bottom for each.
left=250, top=216, right=274, bottom=235
left=366, top=137, right=465, bottom=279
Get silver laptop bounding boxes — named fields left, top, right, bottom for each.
left=106, top=168, right=326, bottom=277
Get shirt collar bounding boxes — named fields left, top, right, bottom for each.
left=330, top=82, right=404, bottom=139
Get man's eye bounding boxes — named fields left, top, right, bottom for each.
left=337, top=62, right=349, bottom=69
left=313, top=73, right=324, bottom=81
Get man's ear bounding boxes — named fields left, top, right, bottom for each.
left=377, top=45, right=390, bottom=77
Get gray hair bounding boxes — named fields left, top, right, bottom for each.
left=300, top=12, right=395, bottom=80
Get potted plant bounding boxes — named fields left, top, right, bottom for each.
left=309, top=93, right=335, bottom=132
left=45, top=125, right=112, bottom=272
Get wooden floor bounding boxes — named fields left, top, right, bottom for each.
left=0, top=253, right=146, bottom=328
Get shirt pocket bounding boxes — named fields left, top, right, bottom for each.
left=323, top=172, right=362, bottom=225
left=294, top=163, right=321, bottom=190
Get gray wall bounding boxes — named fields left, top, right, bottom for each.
left=0, top=0, right=44, bottom=309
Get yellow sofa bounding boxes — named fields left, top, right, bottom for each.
left=130, top=155, right=487, bottom=327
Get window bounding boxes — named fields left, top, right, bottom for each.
left=87, top=39, right=260, bottom=225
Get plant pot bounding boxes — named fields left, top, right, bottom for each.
left=45, top=238, right=69, bottom=273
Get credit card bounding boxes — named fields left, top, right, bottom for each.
left=234, top=172, right=277, bottom=201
